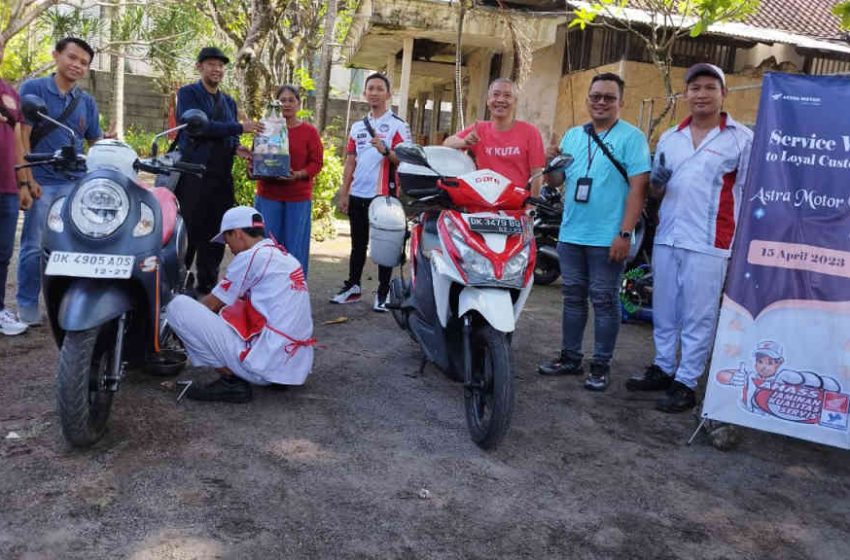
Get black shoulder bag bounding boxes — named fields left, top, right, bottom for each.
left=362, top=115, right=398, bottom=196
left=584, top=122, right=629, bottom=184
left=30, top=94, right=82, bottom=150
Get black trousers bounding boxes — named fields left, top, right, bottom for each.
left=176, top=167, right=235, bottom=294
left=348, top=194, right=391, bottom=296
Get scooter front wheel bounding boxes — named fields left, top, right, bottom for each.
left=464, top=324, right=514, bottom=450
left=56, top=322, right=117, bottom=447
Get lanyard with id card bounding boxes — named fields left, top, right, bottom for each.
left=575, top=121, right=618, bottom=204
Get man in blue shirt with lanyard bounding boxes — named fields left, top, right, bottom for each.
left=175, top=47, right=262, bottom=296
left=17, top=37, right=105, bottom=325
left=538, top=73, right=650, bottom=391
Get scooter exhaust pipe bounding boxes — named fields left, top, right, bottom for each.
left=538, top=245, right=559, bottom=261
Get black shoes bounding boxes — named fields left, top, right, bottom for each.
left=186, top=375, right=253, bottom=403
left=655, top=381, right=696, bottom=413
left=626, top=364, right=673, bottom=392
left=584, top=362, right=610, bottom=392
left=538, top=351, right=584, bottom=376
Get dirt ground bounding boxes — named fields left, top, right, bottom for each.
left=1, top=223, right=849, bottom=560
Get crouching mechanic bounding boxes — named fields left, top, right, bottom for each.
left=167, top=206, right=315, bottom=403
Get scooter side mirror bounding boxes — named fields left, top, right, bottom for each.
left=546, top=153, right=574, bottom=173
left=395, top=143, right=430, bottom=168
left=21, top=94, right=48, bottom=123
left=181, top=109, right=209, bottom=136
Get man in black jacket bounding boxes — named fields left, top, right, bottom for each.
left=176, top=46, right=262, bottom=295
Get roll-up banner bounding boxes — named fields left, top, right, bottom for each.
left=703, top=73, right=850, bottom=450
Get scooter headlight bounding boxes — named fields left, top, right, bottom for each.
left=47, top=197, right=66, bottom=233
left=442, top=215, right=493, bottom=278
left=503, top=244, right=530, bottom=283
left=70, top=178, right=129, bottom=238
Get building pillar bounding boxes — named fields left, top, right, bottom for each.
left=415, top=92, right=428, bottom=138
left=429, top=85, right=443, bottom=144
left=398, top=37, right=414, bottom=121
left=386, top=54, right=396, bottom=90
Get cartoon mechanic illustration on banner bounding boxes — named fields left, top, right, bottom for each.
left=715, top=340, right=850, bottom=430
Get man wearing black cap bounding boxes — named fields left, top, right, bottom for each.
left=627, top=63, right=753, bottom=413
left=175, top=47, right=263, bottom=296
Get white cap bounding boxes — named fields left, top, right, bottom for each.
left=753, top=340, right=783, bottom=360
left=684, top=63, right=726, bottom=88
left=211, top=206, right=265, bottom=244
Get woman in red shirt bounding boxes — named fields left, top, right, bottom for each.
left=253, top=85, right=323, bottom=277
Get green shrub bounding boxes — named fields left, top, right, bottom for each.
left=123, top=127, right=158, bottom=157
left=232, top=133, right=343, bottom=242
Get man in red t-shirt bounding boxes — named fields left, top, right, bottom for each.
left=0, top=79, right=30, bottom=335
left=444, top=78, right=546, bottom=196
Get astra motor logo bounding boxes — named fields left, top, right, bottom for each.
left=771, top=91, right=822, bottom=106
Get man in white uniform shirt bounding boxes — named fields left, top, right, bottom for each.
left=332, top=72, right=412, bottom=311
left=168, top=206, right=315, bottom=403
left=627, top=63, right=753, bottom=413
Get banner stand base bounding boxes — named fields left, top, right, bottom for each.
left=687, top=417, right=707, bottom=446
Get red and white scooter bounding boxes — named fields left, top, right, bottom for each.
left=382, top=145, right=570, bottom=449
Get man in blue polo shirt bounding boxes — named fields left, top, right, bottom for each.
left=175, top=47, right=262, bottom=297
left=17, top=37, right=104, bottom=325
left=538, top=73, right=650, bottom=391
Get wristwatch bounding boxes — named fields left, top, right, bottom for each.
left=17, top=181, right=30, bottom=190
left=619, top=230, right=632, bottom=239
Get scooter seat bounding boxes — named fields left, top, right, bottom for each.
left=151, top=187, right=178, bottom=245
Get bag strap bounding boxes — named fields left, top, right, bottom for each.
left=362, top=115, right=398, bottom=196
left=584, top=122, right=629, bottom=184
left=30, top=93, right=82, bottom=150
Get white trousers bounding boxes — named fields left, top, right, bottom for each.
left=166, top=295, right=270, bottom=385
left=652, top=245, right=728, bottom=389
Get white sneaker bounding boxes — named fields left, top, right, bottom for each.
left=372, top=292, right=389, bottom=313
left=0, top=308, right=28, bottom=336
left=330, top=281, right=362, bottom=304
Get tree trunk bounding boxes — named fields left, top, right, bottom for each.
left=109, top=0, right=126, bottom=139
left=314, top=0, right=338, bottom=132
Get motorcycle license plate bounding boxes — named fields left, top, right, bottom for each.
left=45, top=251, right=135, bottom=279
left=467, top=216, right=522, bottom=234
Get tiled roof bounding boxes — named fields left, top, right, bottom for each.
left=587, top=1, right=846, bottom=39
left=744, top=0, right=843, bottom=39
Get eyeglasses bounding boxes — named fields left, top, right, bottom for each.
left=588, top=94, right=618, bottom=104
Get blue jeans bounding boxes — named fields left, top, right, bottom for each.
left=558, top=242, right=625, bottom=366
left=17, top=182, right=75, bottom=311
left=0, top=193, right=19, bottom=310
left=254, top=196, right=312, bottom=278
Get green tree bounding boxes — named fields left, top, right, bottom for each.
left=36, top=1, right=209, bottom=136
left=570, top=0, right=759, bottom=136
left=0, top=0, right=62, bottom=67
left=834, top=1, right=850, bottom=29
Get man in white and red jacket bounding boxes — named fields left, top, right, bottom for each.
left=627, top=63, right=753, bottom=413
left=167, top=206, right=315, bottom=403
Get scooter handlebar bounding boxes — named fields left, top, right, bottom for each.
left=526, top=196, right=557, bottom=215
left=24, top=152, right=57, bottom=163
left=135, top=159, right=206, bottom=178
left=172, top=161, right=206, bottom=175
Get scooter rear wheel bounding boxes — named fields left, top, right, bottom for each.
left=464, top=324, right=514, bottom=450
left=57, top=322, right=117, bottom=447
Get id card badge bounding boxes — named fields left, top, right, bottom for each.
left=575, top=177, right=593, bottom=203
